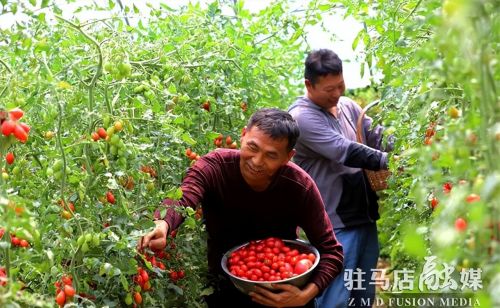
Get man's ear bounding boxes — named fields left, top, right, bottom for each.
left=241, top=126, right=247, bottom=137
left=286, top=149, right=296, bottom=162
left=305, top=79, right=313, bottom=92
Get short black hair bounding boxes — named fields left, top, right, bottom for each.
left=304, top=49, right=343, bottom=86
left=246, top=108, right=299, bottom=152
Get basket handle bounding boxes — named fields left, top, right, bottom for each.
left=356, top=100, right=381, bottom=144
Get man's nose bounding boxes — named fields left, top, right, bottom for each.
left=252, top=153, right=264, bottom=166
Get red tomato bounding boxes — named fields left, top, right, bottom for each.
left=430, top=197, right=439, bottom=209
left=169, top=271, right=178, bottom=281
left=9, top=108, right=24, bottom=121
left=202, top=101, right=210, bottom=111
left=106, top=191, right=115, bottom=204
left=19, top=122, right=30, bottom=133
left=62, top=275, right=73, bottom=285
left=134, top=292, right=142, bottom=304
left=465, top=194, right=480, bottom=203
left=56, top=290, right=66, bottom=306
left=443, top=182, right=452, bottom=194
left=293, top=259, right=313, bottom=275
left=140, top=270, right=149, bottom=282
left=97, top=127, right=107, bottom=139
left=6, top=152, right=14, bottom=165
left=11, top=236, right=20, bottom=246
left=455, top=218, right=467, bottom=232
left=19, top=239, right=29, bottom=248
left=91, top=132, right=100, bottom=141
left=1, top=120, right=16, bottom=136
left=13, top=124, right=28, bottom=142
left=64, top=284, right=76, bottom=297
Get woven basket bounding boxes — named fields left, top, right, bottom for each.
left=356, top=100, right=391, bottom=191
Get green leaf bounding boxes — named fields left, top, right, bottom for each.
left=120, top=274, right=129, bottom=290
left=181, top=133, right=196, bottom=145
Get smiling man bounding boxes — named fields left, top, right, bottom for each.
left=140, top=108, right=343, bottom=307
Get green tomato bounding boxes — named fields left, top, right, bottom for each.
left=103, top=115, right=111, bottom=128
left=124, top=293, right=133, bottom=305
left=12, top=166, right=21, bottom=176
left=107, top=126, right=115, bottom=138
left=85, top=233, right=93, bottom=242
left=92, top=233, right=100, bottom=247
left=110, top=135, right=120, bottom=146
left=104, top=63, right=113, bottom=72
left=118, top=62, right=132, bottom=77
left=53, top=159, right=63, bottom=171
left=81, top=242, right=89, bottom=253
left=77, top=235, right=85, bottom=247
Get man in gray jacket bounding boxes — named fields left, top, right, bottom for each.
left=288, top=49, right=391, bottom=307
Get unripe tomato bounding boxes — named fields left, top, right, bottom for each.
left=44, top=131, right=55, bottom=139
left=114, top=120, right=123, bottom=132
left=106, top=126, right=115, bottom=138
left=124, top=293, right=133, bottom=305
left=6, top=152, right=14, bottom=165
left=62, top=210, right=72, bottom=220
left=448, top=106, right=460, bottom=118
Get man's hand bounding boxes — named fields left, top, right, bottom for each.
left=139, top=220, right=169, bottom=251
left=249, top=282, right=318, bottom=307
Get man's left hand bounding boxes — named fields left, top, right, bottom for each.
left=249, top=283, right=313, bottom=307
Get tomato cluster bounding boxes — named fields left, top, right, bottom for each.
left=0, top=267, right=6, bottom=287
left=54, top=275, right=76, bottom=307
left=10, top=233, right=30, bottom=248
left=185, top=148, right=200, bottom=161
left=58, top=200, right=75, bottom=220
left=227, top=238, right=316, bottom=282
left=1, top=107, right=30, bottom=143
left=213, top=134, right=237, bottom=149
left=140, top=165, right=157, bottom=178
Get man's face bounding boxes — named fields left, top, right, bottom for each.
left=305, top=73, right=345, bottom=109
left=239, top=126, right=294, bottom=191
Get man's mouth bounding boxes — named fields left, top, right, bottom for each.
left=247, top=164, right=263, bottom=174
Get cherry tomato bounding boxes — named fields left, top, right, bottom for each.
left=6, top=152, right=14, bottom=165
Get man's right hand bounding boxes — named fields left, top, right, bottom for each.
left=139, top=220, right=169, bottom=251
